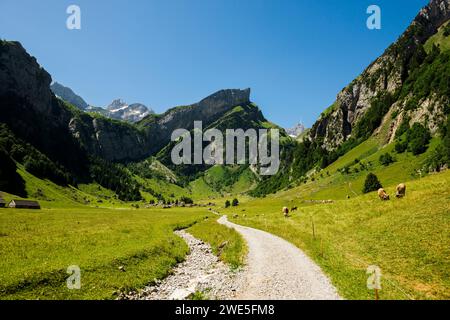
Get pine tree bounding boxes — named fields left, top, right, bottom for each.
left=363, top=173, right=382, bottom=194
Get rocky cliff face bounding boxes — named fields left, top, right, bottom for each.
left=0, top=42, right=54, bottom=117
left=138, top=88, right=251, bottom=154
left=309, top=0, right=450, bottom=150
left=68, top=115, right=150, bottom=161
left=0, top=41, right=151, bottom=163
left=0, top=41, right=90, bottom=173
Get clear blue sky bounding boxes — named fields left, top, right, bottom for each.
left=0, top=0, right=428, bottom=128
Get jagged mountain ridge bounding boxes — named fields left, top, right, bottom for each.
left=51, top=82, right=154, bottom=123
left=1, top=0, right=449, bottom=200
left=92, top=99, right=154, bottom=123
left=0, top=40, right=270, bottom=198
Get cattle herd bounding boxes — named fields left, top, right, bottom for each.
left=378, top=183, right=406, bottom=201
left=282, top=183, right=407, bottom=217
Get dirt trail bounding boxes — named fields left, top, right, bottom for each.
left=218, top=215, right=342, bottom=300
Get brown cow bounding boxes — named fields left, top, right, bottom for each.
left=282, top=207, right=289, bottom=217
left=377, top=188, right=390, bottom=201
left=396, top=183, right=406, bottom=198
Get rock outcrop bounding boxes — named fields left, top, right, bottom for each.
left=0, top=42, right=54, bottom=117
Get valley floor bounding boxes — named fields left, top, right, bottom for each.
left=0, top=170, right=448, bottom=300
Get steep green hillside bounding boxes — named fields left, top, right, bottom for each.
left=425, top=21, right=450, bottom=52
left=251, top=5, right=450, bottom=197
left=188, top=165, right=258, bottom=199
left=154, top=103, right=287, bottom=189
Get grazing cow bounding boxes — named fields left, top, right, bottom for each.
left=291, top=206, right=298, bottom=212
left=377, top=188, right=390, bottom=201
left=396, top=183, right=406, bottom=198
left=282, top=207, right=289, bottom=217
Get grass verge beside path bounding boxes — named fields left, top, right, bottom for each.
left=188, top=217, right=247, bottom=270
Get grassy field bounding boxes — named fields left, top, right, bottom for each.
left=0, top=201, right=248, bottom=300
left=224, top=170, right=450, bottom=300
left=0, top=162, right=250, bottom=300
left=0, top=206, right=206, bottom=299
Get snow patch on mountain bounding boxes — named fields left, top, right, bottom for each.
left=286, top=123, right=306, bottom=138
left=88, top=99, right=154, bottom=123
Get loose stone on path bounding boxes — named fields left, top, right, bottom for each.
left=121, top=230, right=245, bottom=300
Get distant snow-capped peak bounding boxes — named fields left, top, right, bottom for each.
left=286, top=122, right=306, bottom=138
left=105, top=99, right=154, bottom=122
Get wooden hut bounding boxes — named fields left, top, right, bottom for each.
left=8, top=200, right=41, bottom=209
left=0, top=198, right=6, bottom=208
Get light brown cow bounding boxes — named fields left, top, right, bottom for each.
left=282, top=207, right=289, bottom=217
left=378, top=188, right=390, bottom=201
left=396, top=183, right=406, bottom=198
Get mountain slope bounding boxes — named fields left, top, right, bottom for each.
left=154, top=102, right=288, bottom=183
left=251, top=0, right=450, bottom=197
left=309, top=0, right=450, bottom=150
left=50, top=82, right=89, bottom=110
left=0, top=40, right=257, bottom=162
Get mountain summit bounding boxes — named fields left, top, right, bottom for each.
left=286, top=123, right=305, bottom=138
left=105, top=99, right=153, bottom=122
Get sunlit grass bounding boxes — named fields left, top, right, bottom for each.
left=0, top=207, right=208, bottom=299
left=188, top=216, right=247, bottom=270
left=225, top=170, right=450, bottom=300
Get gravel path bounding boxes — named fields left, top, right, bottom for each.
left=218, top=215, right=342, bottom=300
left=122, top=230, right=245, bottom=300
left=122, top=216, right=341, bottom=300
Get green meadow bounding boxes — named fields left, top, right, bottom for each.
left=0, top=196, right=246, bottom=299
left=224, top=170, right=450, bottom=300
